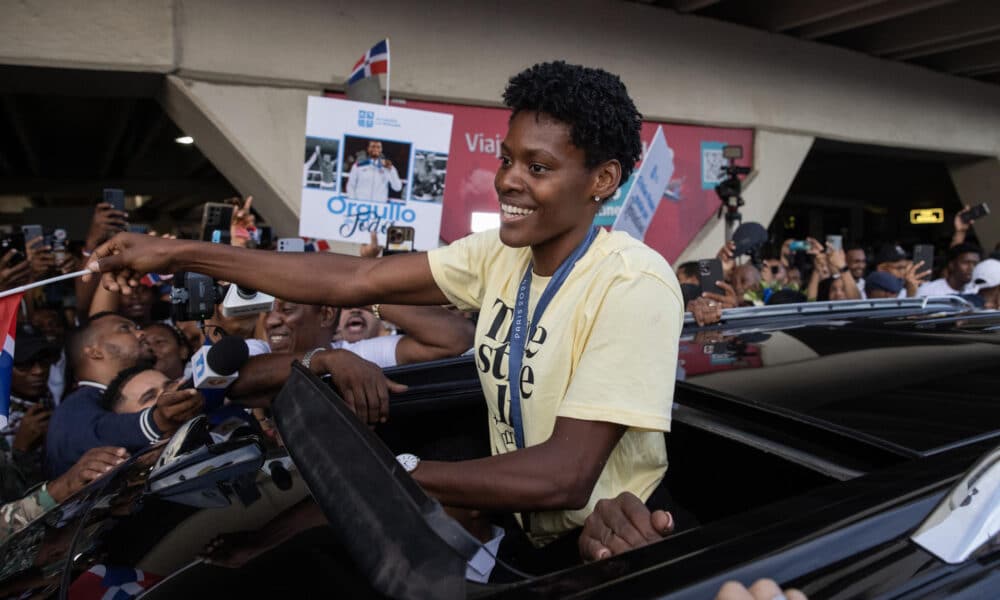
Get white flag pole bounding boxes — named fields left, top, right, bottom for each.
left=384, top=37, right=391, bottom=106
left=0, top=269, right=91, bottom=299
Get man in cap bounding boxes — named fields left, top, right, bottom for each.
left=865, top=271, right=905, bottom=299
left=972, top=258, right=1000, bottom=309
left=917, top=243, right=981, bottom=297
left=0, top=325, right=59, bottom=502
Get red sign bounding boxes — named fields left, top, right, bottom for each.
left=325, top=93, right=753, bottom=262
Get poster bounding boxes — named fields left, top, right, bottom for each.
left=613, top=126, right=675, bottom=241
left=299, top=96, right=453, bottom=250
left=324, top=92, right=752, bottom=262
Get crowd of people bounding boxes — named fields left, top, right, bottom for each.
left=678, top=209, right=1000, bottom=326
left=6, top=60, right=996, bottom=598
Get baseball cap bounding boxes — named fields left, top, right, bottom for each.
left=874, top=244, right=907, bottom=265
left=866, top=271, right=904, bottom=294
left=973, top=258, right=1000, bottom=289
left=13, top=324, right=60, bottom=366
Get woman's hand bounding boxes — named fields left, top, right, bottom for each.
left=579, top=492, right=673, bottom=562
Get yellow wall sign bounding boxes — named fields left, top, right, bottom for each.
left=910, top=208, right=944, bottom=224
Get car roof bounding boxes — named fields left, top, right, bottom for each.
left=679, top=300, right=1000, bottom=458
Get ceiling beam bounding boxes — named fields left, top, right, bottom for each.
left=829, top=0, right=1000, bottom=56
left=670, top=0, right=720, bottom=13
left=747, top=0, right=889, bottom=33
left=913, top=39, right=1000, bottom=74
left=957, top=62, right=1000, bottom=76
left=890, top=29, right=1000, bottom=60
left=793, top=0, right=957, bottom=40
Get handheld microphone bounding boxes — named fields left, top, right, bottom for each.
left=191, top=335, right=250, bottom=390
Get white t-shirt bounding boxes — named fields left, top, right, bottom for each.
left=254, top=335, right=401, bottom=369
left=917, top=278, right=978, bottom=297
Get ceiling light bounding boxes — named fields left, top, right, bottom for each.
left=175, top=136, right=194, bottom=145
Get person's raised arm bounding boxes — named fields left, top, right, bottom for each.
left=378, top=304, right=475, bottom=364
left=87, top=233, right=450, bottom=308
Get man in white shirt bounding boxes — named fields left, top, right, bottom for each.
left=346, top=140, right=402, bottom=203
left=917, top=243, right=981, bottom=297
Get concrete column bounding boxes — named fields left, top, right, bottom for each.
left=676, top=130, right=814, bottom=264
left=948, top=159, right=1000, bottom=253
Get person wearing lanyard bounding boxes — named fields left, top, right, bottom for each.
left=85, top=61, right=683, bottom=571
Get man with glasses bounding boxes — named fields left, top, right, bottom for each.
left=1, top=325, right=58, bottom=502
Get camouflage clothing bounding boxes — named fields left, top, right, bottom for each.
left=0, top=482, right=56, bottom=543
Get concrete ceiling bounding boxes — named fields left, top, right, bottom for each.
left=0, top=65, right=237, bottom=232
left=640, top=0, right=1000, bottom=86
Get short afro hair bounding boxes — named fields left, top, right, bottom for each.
left=503, top=61, right=643, bottom=187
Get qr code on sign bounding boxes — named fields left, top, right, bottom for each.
left=701, top=142, right=726, bottom=190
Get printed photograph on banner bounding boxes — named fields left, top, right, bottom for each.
left=303, top=137, right=340, bottom=189
left=342, top=135, right=411, bottom=203
left=299, top=96, right=453, bottom=250
left=701, top=141, right=727, bottom=190
left=410, top=150, right=447, bottom=203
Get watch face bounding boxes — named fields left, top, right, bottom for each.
left=397, top=453, right=419, bottom=473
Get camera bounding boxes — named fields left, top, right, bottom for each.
left=221, top=284, right=274, bottom=318
left=385, top=226, right=415, bottom=255
left=170, top=272, right=223, bottom=322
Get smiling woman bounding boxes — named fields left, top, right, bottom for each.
left=88, top=61, right=684, bottom=576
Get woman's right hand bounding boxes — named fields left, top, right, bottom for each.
left=85, top=232, right=184, bottom=294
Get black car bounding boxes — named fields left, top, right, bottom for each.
left=1, top=297, right=998, bottom=599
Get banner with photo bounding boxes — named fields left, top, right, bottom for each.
left=324, top=92, right=753, bottom=262
left=299, top=96, right=453, bottom=250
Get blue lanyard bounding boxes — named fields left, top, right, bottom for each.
left=508, top=226, right=599, bottom=448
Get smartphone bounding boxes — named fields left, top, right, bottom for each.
left=257, top=225, right=273, bottom=248
left=384, top=226, right=415, bottom=255
left=277, top=238, right=305, bottom=253
left=697, top=258, right=725, bottom=296
left=210, top=229, right=231, bottom=245
left=960, top=203, right=990, bottom=224
left=103, top=188, right=126, bottom=211
left=788, top=240, right=810, bottom=252
left=21, top=224, right=43, bottom=244
left=51, top=228, right=68, bottom=263
left=913, top=244, right=935, bottom=279
left=825, top=235, right=843, bottom=252
left=127, top=224, right=150, bottom=234
left=200, top=202, right=234, bottom=242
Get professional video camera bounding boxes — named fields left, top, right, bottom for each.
left=714, top=145, right=755, bottom=242
left=170, top=272, right=274, bottom=322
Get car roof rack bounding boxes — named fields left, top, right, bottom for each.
left=683, top=295, right=974, bottom=328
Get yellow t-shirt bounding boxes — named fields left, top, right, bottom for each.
left=427, top=228, right=683, bottom=544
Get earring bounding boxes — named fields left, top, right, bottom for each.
left=593, top=195, right=601, bottom=202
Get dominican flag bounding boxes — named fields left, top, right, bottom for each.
left=303, top=238, right=331, bottom=253
left=70, top=565, right=163, bottom=599
left=0, top=294, right=23, bottom=430
left=347, top=39, right=389, bottom=85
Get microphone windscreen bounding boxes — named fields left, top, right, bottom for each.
left=206, top=336, right=250, bottom=375
left=732, top=222, right=767, bottom=256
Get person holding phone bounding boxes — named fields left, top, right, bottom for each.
left=1, top=326, right=59, bottom=502
left=917, top=242, right=982, bottom=297
left=86, top=61, right=683, bottom=571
